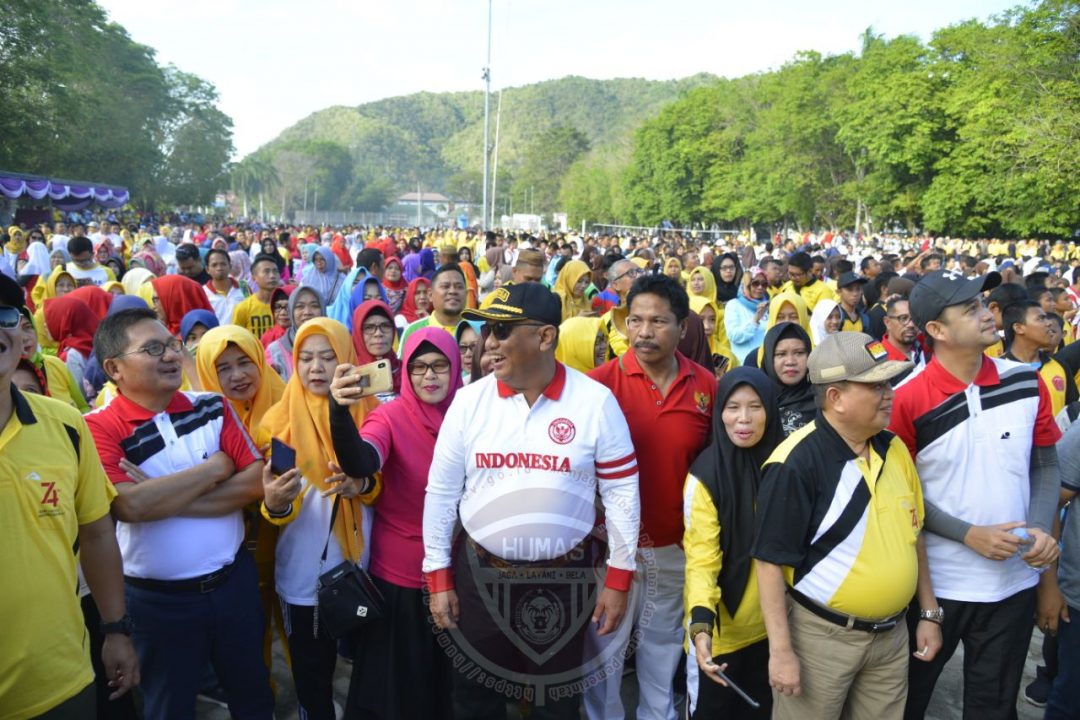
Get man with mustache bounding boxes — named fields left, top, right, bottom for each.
left=586, top=274, right=716, bottom=720
left=880, top=297, right=925, bottom=389
left=399, top=264, right=466, bottom=351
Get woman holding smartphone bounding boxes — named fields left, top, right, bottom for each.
left=328, top=327, right=462, bottom=719
left=259, top=318, right=381, bottom=720
left=684, top=367, right=782, bottom=719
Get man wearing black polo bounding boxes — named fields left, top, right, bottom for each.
left=753, top=332, right=942, bottom=719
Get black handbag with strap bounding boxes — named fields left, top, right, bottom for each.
left=314, top=495, right=384, bottom=638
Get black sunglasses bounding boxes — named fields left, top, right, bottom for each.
left=485, top=320, right=546, bottom=341
left=0, top=306, right=21, bottom=329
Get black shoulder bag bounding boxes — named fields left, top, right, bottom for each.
left=315, top=495, right=384, bottom=638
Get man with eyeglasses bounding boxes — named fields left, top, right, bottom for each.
left=424, top=282, right=640, bottom=718
left=889, top=270, right=1061, bottom=720
left=599, top=259, right=644, bottom=359
left=780, top=252, right=836, bottom=312
left=85, top=307, right=273, bottom=719
left=880, top=297, right=925, bottom=389
left=65, top=235, right=116, bottom=287
left=398, top=264, right=466, bottom=352
left=754, top=332, right=939, bottom=720
left=0, top=274, right=140, bottom=719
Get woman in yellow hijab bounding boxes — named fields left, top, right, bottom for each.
left=5, top=225, right=26, bottom=255
left=687, top=267, right=736, bottom=365
left=258, top=318, right=380, bottom=714
left=663, top=257, right=684, bottom=286
left=553, top=259, right=593, bottom=322
left=747, top=290, right=813, bottom=367
left=555, top=316, right=608, bottom=373
left=196, top=325, right=286, bottom=447
left=195, top=324, right=289, bottom=672
left=121, top=267, right=155, bottom=296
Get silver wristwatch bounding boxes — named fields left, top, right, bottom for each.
left=919, top=606, right=945, bottom=624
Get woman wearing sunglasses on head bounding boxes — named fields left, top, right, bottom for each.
left=725, top=266, right=771, bottom=363
left=328, top=327, right=462, bottom=719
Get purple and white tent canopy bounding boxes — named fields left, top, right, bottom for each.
left=0, top=171, right=130, bottom=211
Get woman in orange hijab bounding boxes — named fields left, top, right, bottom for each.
left=259, top=318, right=380, bottom=718
left=150, top=274, right=214, bottom=336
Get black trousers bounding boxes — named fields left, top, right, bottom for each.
left=32, top=683, right=95, bottom=720
left=281, top=600, right=339, bottom=720
left=904, top=588, right=1036, bottom=720
left=691, top=638, right=771, bottom=720
left=344, top=575, right=452, bottom=720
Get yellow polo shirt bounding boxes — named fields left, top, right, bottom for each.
left=0, top=388, right=116, bottom=719
left=231, top=295, right=274, bottom=339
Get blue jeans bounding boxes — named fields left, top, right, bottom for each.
left=1047, top=604, right=1080, bottom=720
left=124, top=549, right=274, bottom=720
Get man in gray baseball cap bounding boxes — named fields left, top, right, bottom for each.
left=753, top=332, right=940, bottom=720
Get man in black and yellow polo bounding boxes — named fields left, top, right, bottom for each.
left=752, top=332, right=942, bottom=720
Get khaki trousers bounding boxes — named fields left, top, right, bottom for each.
left=773, top=597, right=909, bottom=720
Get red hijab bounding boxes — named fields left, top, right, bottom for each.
left=43, top=296, right=99, bottom=361
left=66, top=285, right=113, bottom=320
left=331, top=234, right=353, bottom=269
left=398, top=278, right=431, bottom=323
left=150, top=275, right=214, bottom=336
left=382, top=256, right=408, bottom=291
left=350, top=300, right=402, bottom=393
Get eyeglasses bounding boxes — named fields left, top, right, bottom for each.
left=113, top=338, right=184, bottom=360
left=0, top=306, right=21, bottom=329
left=361, top=322, right=394, bottom=336
left=486, top=321, right=546, bottom=341
left=886, top=314, right=913, bottom=324
left=458, top=342, right=477, bottom=354
left=613, top=267, right=644, bottom=283
left=407, top=358, right=452, bottom=377
left=272, top=302, right=289, bottom=313
left=750, top=281, right=767, bottom=288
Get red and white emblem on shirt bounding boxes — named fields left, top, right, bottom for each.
left=548, top=418, right=576, bottom=445
left=1054, top=375, right=1066, bottom=392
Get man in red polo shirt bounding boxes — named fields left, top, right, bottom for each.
left=587, top=274, right=715, bottom=720
left=880, top=297, right=926, bottom=388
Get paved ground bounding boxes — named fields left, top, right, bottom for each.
left=195, top=628, right=1049, bottom=719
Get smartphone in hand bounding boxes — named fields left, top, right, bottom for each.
left=270, top=438, right=297, bottom=476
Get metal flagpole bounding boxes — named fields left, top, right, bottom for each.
left=481, top=0, right=492, bottom=231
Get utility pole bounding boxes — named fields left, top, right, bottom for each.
left=490, top=88, right=502, bottom=230
left=417, top=181, right=422, bottom=228
left=481, top=0, right=492, bottom=231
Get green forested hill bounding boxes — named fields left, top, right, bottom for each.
left=245, top=74, right=716, bottom=214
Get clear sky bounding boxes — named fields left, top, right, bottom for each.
left=97, top=0, right=1023, bottom=159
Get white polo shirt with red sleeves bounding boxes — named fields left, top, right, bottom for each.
left=889, top=355, right=1061, bottom=602
left=422, top=362, right=640, bottom=592
left=85, top=391, right=260, bottom=581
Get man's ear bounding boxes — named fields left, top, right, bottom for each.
left=102, top=357, right=120, bottom=383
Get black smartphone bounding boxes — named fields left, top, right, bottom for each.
left=270, top=438, right=296, bottom=476
left=712, top=355, right=731, bottom=374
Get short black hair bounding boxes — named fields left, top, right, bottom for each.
left=788, top=252, right=812, bottom=271
left=987, top=282, right=1029, bottom=311
left=761, top=257, right=782, bottom=270
left=431, top=263, right=465, bottom=285
left=206, top=248, right=230, bottom=265
left=175, top=243, right=201, bottom=262
left=1003, top=299, right=1042, bottom=348
left=356, top=248, right=384, bottom=273
left=919, top=253, right=943, bottom=270
left=252, top=253, right=279, bottom=272
left=68, top=235, right=92, bottom=256
left=94, top=308, right=159, bottom=368
left=859, top=256, right=877, bottom=272
left=885, top=295, right=909, bottom=315
left=626, top=273, right=689, bottom=323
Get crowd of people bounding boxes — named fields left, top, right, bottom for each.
left=2, top=214, right=1080, bottom=720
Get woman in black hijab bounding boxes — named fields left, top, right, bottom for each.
left=760, top=321, right=815, bottom=436
left=712, top=252, right=743, bottom=303
left=684, top=367, right=782, bottom=719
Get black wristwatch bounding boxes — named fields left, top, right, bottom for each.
left=100, top=614, right=135, bottom=636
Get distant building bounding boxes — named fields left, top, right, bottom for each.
left=393, top=191, right=476, bottom=224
